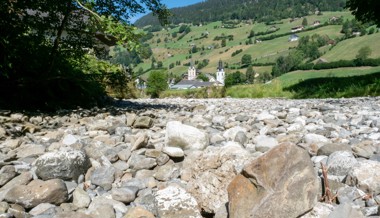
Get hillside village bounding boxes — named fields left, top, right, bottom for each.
left=126, top=10, right=380, bottom=96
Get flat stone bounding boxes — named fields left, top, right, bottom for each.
left=122, top=206, right=155, bottom=218
left=90, top=166, right=116, bottom=191
left=0, top=166, right=16, bottom=186
left=162, top=146, right=184, bottom=157
left=133, top=116, right=153, bottom=129
left=4, top=179, right=68, bottom=208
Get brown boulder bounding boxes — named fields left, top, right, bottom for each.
left=228, top=142, right=318, bottom=218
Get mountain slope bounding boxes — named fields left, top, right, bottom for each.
left=135, top=0, right=346, bottom=27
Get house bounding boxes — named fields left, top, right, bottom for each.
left=187, top=61, right=197, bottom=80
left=291, top=26, right=304, bottom=32
left=135, top=77, right=146, bottom=89
left=170, top=80, right=216, bottom=90
left=288, top=34, right=299, bottom=42
left=313, top=21, right=321, bottom=27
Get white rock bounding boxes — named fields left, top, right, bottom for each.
left=165, top=121, right=209, bottom=150
left=254, top=135, right=278, bottom=152
left=223, top=126, right=247, bottom=141
left=346, top=160, right=380, bottom=194
left=155, top=185, right=202, bottom=218
left=257, top=111, right=275, bottom=121
left=162, top=146, right=184, bottom=157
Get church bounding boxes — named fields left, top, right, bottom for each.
left=170, top=60, right=225, bottom=89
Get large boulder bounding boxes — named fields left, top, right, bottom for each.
left=4, top=179, right=68, bottom=208
left=33, top=148, right=91, bottom=181
left=182, top=142, right=252, bottom=214
left=228, top=142, right=319, bottom=218
left=165, top=121, right=209, bottom=150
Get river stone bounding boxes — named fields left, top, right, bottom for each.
left=351, top=141, right=377, bottom=159
left=4, top=179, right=68, bottom=208
left=346, top=160, right=380, bottom=193
left=155, top=185, right=201, bottom=218
left=16, top=143, right=45, bottom=158
left=0, top=166, right=16, bottom=186
left=123, top=206, right=155, bottom=218
left=327, top=203, right=365, bottom=218
left=128, top=154, right=157, bottom=170
left=0, top=202, right=9, bottom=213
left=228, top=142, right=318, bottom=218
left=72, top=187, right=91, bottom=208
left=317, top=143, right=351, bottom=156
left=254, top=135, right=278, bottom=152
left=165, top=121, right=209, bottom=150
left=223, top=126, right=247, bottom=141
left=90, top=166, right=115, bottom=191
left=33, top=148, right=91, bottom=181
left=111, top=186, right=139, bottom=203
left=29, top=203, right=56, bottom=216
left=131, top=132, right=149, bottom=151
left=88, top=196, right=128, bottom=215
left=133, top=116, right=153, bottom=129
left=326, top=151, right=357, bottom=178
left=0, top=172, right=32, bottom=202
left=162, top=146, right=184, bottom=157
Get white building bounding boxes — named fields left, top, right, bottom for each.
left=216, top=59, right=225, bottom=85
left=187, top=61, right=197, bottom=80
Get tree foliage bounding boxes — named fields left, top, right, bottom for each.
left=147, top=71, right=168, bottom=98
left=246, top=65, right=255, bottom=84
left=241, top=54, right=252, bottom=66
left=346, top=0, right=380, bottom=26
left=356, top=46, right=372, bottom=60
left=0, top=0, right=169, bottom=110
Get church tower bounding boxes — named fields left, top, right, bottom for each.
left=187, top=60, right=196, bottom=80
left=216, top=59, right=225, bottom=85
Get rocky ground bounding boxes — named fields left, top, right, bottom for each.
left=0, top=97, right=380, bottom=218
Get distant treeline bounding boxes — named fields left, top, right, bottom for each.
left=135, top=0, right=346, bottom=27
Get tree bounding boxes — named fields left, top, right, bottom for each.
left=0, top=0, right=170, bottom=109
left=302, top=17, right=308, bottom=26
left=246, top=65, right=255, bottom=84
left=356, top=46, right=372, bottom=60
left=346, top=0, right=380, bottom=26
left=221, top=39, right=227, bottom=47
left=241, top=54, right=252, bottom=66
left=147, top=71, right=168, bottom=98
left=197, top=73, right=209, bottom=82
left=224, top=71, right=246, bottom=87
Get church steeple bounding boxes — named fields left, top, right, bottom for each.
left=217, top=59, right=223, bottom=71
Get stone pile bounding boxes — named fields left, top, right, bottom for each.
left=0, top=97, right=380, bottom=218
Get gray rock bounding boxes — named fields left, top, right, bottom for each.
left=223, top=126, right=247, bottom=141
left=327, top=203, right=365, bottom=218
left=156, top=153, right=170, bottom=166
left=131, top=132, right=149, bottom=151
left=257, top=111, right=275, bottom=121
left=72, top=187, right=91, bottom=208
left=234, top=131, right=247, bottom=145
left=88, top=196, right=128, bottom=215
left=0, top=172, right=32, bottom=202
left=128, top=154, right=157, bottom=170
left=16, top=144, right=45, bottom=158
left=346, top=160, right=380, bottom=193
left=111, top=186, right=138, bottom=203
left=61, top=134, right=80, bottom=146
left=29, top=203, right=56, bottom=216
left=154, top=160, right=177, bottom=181
left=90, top=166, right=115, bottom=191
left=0, top=202, right=9, bottom=213
left=317, top=143, right=351, bottom=156
left=133, top=116, right=153, bottom=129
left=326, top=151, right=357, bottom=178
left=88, top=204, right=115, bottom=218
left=155, top=185, right=202, bottom=218
left=117, top=148, right=131, bottom=161
left=228, top=142, right=319, bottom=218
left=235, top=115, right=249, bottom=122
left=337, top=186, right=366, bottom=207
left=4, top=179, right=68, bottom=208
left=34, top=148, right=91, bottom=181
left=352, top=141, right=377, bottom=159
left=165, top=121, right=209, bottom=150
left=302, top=202, right=335, bottom=218
left=0, top=166, right=16, bottom=186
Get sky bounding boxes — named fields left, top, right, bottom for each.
left=130, top=0, right=204, bottom=23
